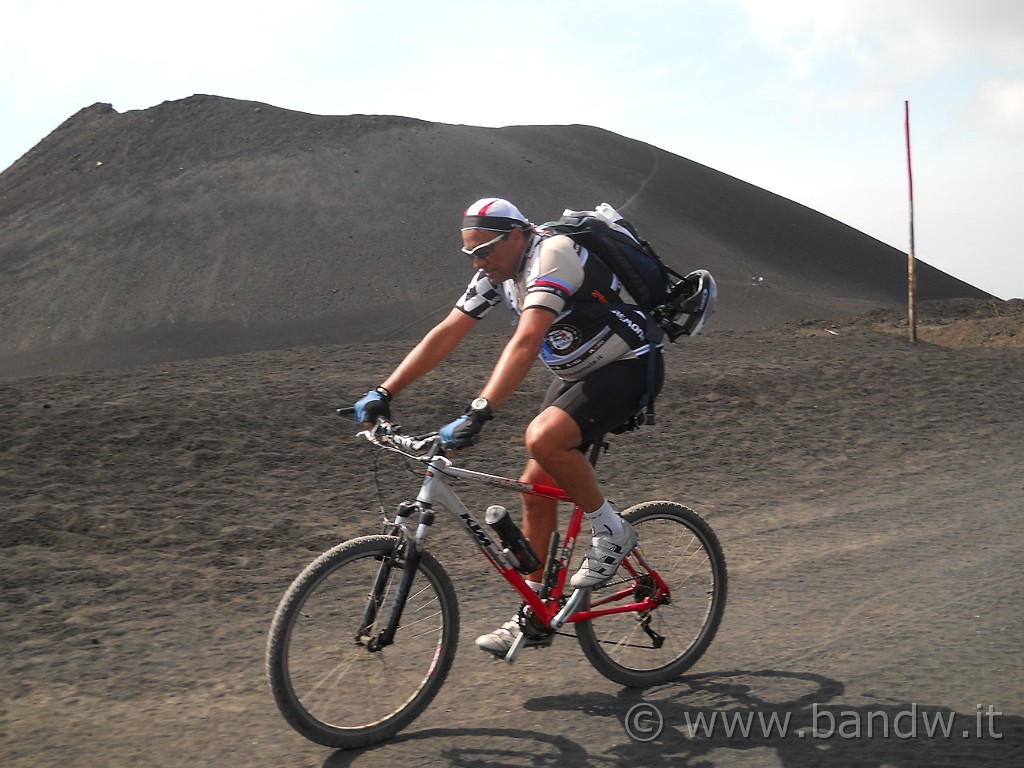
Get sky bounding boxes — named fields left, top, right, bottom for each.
left=2, top=0, right=1022, bottom=299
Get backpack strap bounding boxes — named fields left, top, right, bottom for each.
left=597, top=301, right=662, bottom=426
left=638, top=314, right=661, bottom=425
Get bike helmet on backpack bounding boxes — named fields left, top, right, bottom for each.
left=657, top=269, right=717, bottom=340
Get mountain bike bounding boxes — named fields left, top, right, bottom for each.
left=266, top=417, right=727, bottom=749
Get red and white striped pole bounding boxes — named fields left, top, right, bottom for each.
left=905, top=100, right=917, bottom=343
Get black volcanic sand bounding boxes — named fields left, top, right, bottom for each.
left=2, top=319, right=1022, bottom=767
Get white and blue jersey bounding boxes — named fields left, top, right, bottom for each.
left=455, top=234, right=661, bottom=381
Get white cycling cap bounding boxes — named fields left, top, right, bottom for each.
left=461, top=198, right=531, bottom=232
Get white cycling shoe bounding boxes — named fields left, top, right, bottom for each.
left=475, top=613, right=552, bottom=659
left=475, top=618, right=522, bottom=658
left=570, top=520, right=638, bottom=589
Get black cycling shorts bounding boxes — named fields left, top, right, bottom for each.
left=539, top=353, right=664, bottom=445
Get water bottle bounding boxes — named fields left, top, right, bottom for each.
left=484, top=505, right=541, bottom=574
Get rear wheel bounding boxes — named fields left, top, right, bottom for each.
left=266, top=535, right=459, bottom=748
left=575, top=501, right=727, bottom=686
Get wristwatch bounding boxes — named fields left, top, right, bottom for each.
left=470, top=397, right=493, bottom=419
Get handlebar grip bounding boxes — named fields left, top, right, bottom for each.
left=337, top=407, right=356, bottom=416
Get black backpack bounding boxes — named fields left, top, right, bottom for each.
left=537, top=210, right=674, bottom=312
left=537, top=205, right=711, bottom=342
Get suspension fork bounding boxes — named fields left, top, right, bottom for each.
left=365, top=506, right=433, bottom=651
left=362, top=457, right=452, bottom=650
left=367, top=540, right=422, bottom=651
left=359, top=543, right=396, bottom=636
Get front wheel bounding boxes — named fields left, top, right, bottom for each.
left=575, top=501, right=727, bottom=686
left=266, top=535, right=459, bottom=749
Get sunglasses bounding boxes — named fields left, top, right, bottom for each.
left=461, top=231, right=509, bottom=259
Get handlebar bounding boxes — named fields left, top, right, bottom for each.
left=367, top=419, right=441, bottom=455
left=338, top=408, right=441, bottom=457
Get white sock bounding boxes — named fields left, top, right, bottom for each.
left=584, top=499, right=623, bottom=536
left=516, top=581, right=544, bottom=618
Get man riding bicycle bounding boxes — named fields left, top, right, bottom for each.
left=354, top=197, right=664, bottom=659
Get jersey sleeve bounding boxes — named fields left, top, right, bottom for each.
left=455, top=269, right=503, bottom=320
left=522, top=235, right=585, bottom=315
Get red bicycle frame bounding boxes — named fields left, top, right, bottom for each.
left=398, top=452, right=671, bottom=635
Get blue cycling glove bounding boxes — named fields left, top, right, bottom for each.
left=354, top=386, right=392, bottom=423
left=440, top=400, right=493, bottom=450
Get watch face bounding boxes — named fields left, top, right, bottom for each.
left=471, top=397, right=490, bottom=412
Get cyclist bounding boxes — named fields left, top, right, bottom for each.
left=354, top=197, right=664, bottom=659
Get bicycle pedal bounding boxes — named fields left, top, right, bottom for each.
left=503, top=630, right=528, bottom=664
